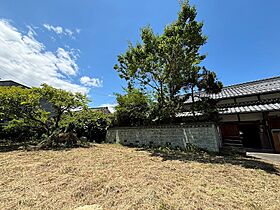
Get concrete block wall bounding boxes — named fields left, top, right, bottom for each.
left=106, top=123, right=221, bottom=152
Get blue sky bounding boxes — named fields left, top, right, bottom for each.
left=0, top=0, right=280, bottom=109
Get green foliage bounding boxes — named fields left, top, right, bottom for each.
left=114, top=0, right=223, bottom=122
left=33, top=84, right=88, bottom=130
left=188, top=67, right=223, bottom=120
left=198, top=67, right=223, bottom=94
left=0, top=84, right=88, bottom=141
left=114, top=89, right=152, bottom=126
left=61, top=109, right=112, bottom=142
left=0, top=86, right=50, bottom=139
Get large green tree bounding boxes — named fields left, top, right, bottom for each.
left=0, top=84, right=88, bottom=137
left=114, top=1, right=222, bottom=122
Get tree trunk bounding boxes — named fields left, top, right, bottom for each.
left=159, top=82, right=165, bottom=123
left=191, top=85, right=196, bottom=117
left=55, top=112, right=62, bottom=130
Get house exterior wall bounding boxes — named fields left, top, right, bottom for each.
left=182, top=77, right=280, bottom=152
left=220, top=114, right=239, bottom=122
left=260, top=93, right=280, bottom=100
left=236, top=96, right=258, bottom=103
left=239, top=113, right=263, bottom=121
left=268, top=111, right=280, bottom=117
left=219, top=111, right=280, bottom=151
left=217, top=99, right=235, bottom=106
left=106, top=123, right=221, bottom=152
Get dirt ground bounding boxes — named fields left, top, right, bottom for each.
left=0, top=144, right=279, bottom=210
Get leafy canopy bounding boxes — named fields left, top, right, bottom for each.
left=61, top=109, right=112, bottom=142
left=114, top=89, right=152, bottom=126
left=114, top=0, right=222, bottom=122
left=0, top=84, right=88, bottom=136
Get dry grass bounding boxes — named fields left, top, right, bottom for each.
left=0, top=144, right=279, bottom=210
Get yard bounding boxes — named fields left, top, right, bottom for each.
left=0, top=144, right=279, bottom=210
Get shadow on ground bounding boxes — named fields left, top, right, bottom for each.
left=0, top=141, right=93, bottom=153
left=0, top=143, right=24, bottom=152
left=136, top=147, right=280, bottom=175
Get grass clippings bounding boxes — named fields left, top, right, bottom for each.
left=0, top=144, right=279, bottom=210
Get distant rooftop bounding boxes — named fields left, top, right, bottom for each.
left=90, top=107, right=111, bottom=114
left=0, top=80, right=29, bottom=88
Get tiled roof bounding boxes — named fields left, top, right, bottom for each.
left=187, top=76, right=280, bottom=102
left=220, top=102, right=280, bottom=114
left=90, top=107, right=111, bottom=114
left=177, top=102, right=280, bottom=117
left=176, top=112, right=202, bottom=117
left=212, top=76, right=280, bottom=99
left=180, top=77, right=280, bottom=116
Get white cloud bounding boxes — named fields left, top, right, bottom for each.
left=56, top=48, right=78, bottom=76
left=99, top=103, right=117, bottom=113
left=80, top=76, right=103, bottom=87
left=76, top=28, right=81, bottom=34
left=65, top=29, right=74, bottom=37
left=43, top=24, right=63, bottom=34
left=26, top=25, right=37, bottom=37
left=43, top=24, right=79, bottom=39
left=0, top=19, right=98, bottom=94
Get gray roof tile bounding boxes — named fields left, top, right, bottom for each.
left=212, top=76, right=280, bottom=99
left=185, top=76, right=280, bottom=103
left=177, top=102, right=280, bottom=117
left=220, top=102, right=280, bottom=114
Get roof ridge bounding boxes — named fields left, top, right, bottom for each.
left=0, top=80, right=30, bottom=88
left=223, top=75, right=280, bottom=89
left=0, top=80, right=14, bottom=82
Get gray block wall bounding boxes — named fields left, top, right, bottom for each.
left=106, top=123, right=221, bottom=152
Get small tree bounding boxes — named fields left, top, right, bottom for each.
left=33, top=84, right=88, bottom=131
left=114, top=0, right=222, bottom=122
left=114, top=89, right=152, bottom=126
left=0, top=84, right=88, bottom=140
left=0, top=86, right=50, bottom=139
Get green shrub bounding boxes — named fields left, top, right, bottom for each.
left=61, top=109, right=112, bottom=143
left=114, top=89, right=152, bottom=126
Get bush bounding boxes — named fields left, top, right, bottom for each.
left=0, top=84, right=87, bottom=141
left=61, top=109, right=112, bottom=143
left=114, top=89, right=152, bottom=126
left=0, top=84, right=112, bottom=146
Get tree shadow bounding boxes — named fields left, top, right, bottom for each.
left=0, top=143, right=25, bottom=152
left=0, top=141, right=94, bottom=153
left=136, top=147, right=280, bottom=175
